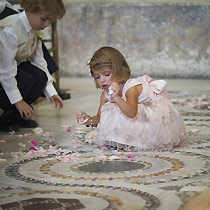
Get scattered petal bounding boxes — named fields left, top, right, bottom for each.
left=85, top=130, right=97, bottom=143
left=109, top=155, right=119, bottom=160
left=16, top=134, right=24, bottom=137
left=24, top=133, right=32, bottom=137
left=31, top=140, right=38, bottom=146
left=67, top=127, right=72, bottom=132
left=184, top=91, right=190, bottom=97
left=190, top=129, right=199, bottom=133
left=61, top=125, right=71, bottom=128
left=29, top=146, right=37, bottom=151
left=77, top=112, right=89, bottom=124
left=43, top=132, right=53, bottom=137
left=108, top=86, right=114, bottom=95
left=32, top=127, right=43, bottom=135
left=18, top=143, right=26, bottom=148
left=128, top=154, right=134, bottom=158
left=9, top=131, right=15, bottom=135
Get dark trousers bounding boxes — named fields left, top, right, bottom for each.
left=0, top=6, right=58, bottom=111
left=0, top=62, right=48, bottom=110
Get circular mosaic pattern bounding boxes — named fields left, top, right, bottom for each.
left=4, top=150, right=210, bottom=186
left=1, top=198, right=85, bottom=210
left=0, top=89, right=210, bottom=210
left=72, top=158, right=152, bottom=174
left=0, top=186, right=167, bottom=210
left=78, top=161, right=145, bottom=173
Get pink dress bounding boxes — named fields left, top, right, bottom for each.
left=96, top=75, right=187, bottom=150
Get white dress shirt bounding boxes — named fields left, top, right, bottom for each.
left=0, top=10, right=57, bottom=105
left=0, top=1, right=13, bottom=13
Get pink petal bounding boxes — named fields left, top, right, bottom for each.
left=67, top=127, right=71, bottom=132
left=127, top=154, right=134, bottom=158
left=31, top=140, right=38, bottom=146
left=29, top=146, right=37, bottom=151
left=184, top=91, right=190, bottom=97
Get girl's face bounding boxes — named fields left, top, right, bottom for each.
left=26, top=11, right=53, bottom=31
left=91, top=66, right=116, bottom=90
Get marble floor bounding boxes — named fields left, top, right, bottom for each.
left=0, top=77, right=210, bottom=210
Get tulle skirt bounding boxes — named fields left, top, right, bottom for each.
left=96, top=94, right=187, bottom=151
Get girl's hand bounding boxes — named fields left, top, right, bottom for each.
left=50, top=94, right=64, bottom=109
left=109, top=83, right=120, bottom=101
left=15, top=100, right=34, bottom=120
left=77, top=111, right=89, bottom=125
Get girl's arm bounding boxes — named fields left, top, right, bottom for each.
left=77, top=91, right=108, bottom=127
left=111, top=83, right=142, bottom=118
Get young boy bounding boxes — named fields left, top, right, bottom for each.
left=0, top=1, right=71, bottom=102
left=0, top=0, right=65, bottom=132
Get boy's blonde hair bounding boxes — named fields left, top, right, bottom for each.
left=88, top=46, right=131, bottom=88
left=19, top=0, right=65, bottom=19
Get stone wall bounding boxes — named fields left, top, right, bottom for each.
left=56, top=1, right=210, bottom=78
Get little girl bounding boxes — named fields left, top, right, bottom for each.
left=77, top=46, right=187, bottom=150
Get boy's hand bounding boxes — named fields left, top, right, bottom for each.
left=15, top=100, right=34, bottom=120
left=50, top=94, right=64, bottom=109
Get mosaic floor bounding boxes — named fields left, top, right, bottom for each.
left=0, top=89, right=210, bottom=210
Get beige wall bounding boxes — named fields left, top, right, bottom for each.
left=56, top=1, right=210, bottom=78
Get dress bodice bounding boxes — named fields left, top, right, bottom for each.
left=104, top=75, right=167, bottom=103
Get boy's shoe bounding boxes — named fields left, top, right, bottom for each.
left=53, top=82, right=71, bottom=100
left=17, top=118, right=38, bottom=128
left=0, top=110, right=20, bottom=132
left=41, top=82, right=71, bottom=100
left=10, top=109, right=38, bottom=128
left=0, top=124, right=20, bottom=132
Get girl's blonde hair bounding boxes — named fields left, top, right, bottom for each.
left=19, top=0, right=65, bottom=19
left=88, top=46, right=131, bottom=88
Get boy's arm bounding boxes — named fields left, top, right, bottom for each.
left=30, top=40, right=57, bottom=99
left=0, top=26, right=22, bottom=104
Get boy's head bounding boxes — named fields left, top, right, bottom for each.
left=88, top=46, right=131, bottom=88
left=19, top=0, right=65, bottom=20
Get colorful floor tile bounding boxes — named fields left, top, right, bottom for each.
left=0, top=89, right=210, bottom=209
